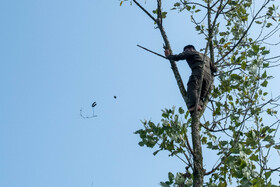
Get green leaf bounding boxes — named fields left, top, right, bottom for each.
left=220, top=141, right=228, bottom=147
left=207, top=142, right=213, bottom=148
left=138, top=141, right=145, bottom=146
left=252, top=44, right=259, bottom=53
left=162, top=12, right=167, bottom=19
left=218, top=182, right=227, bottom=187
left=160, top=182, right=170, bottom=187
left=265, top=171, right=272, bottom=179
left=178, top=107, right=184, bottom=114
left=184, top=111, right=190, bottom=119
left=261, top=80, right=268, bottom=87
left=262, top=50, right=270, bottom=55
left=162, top=112, right=169, bottom=118
left=202, top=137, right=207, bottom=144
left=266, top=23, right=272, bottom=28
left=261, top=71, right=267, bottom=79
left=247, top=50, right=256, bottom=57
left=241, top=61, right=247, bottom=70
left=168, top=172, right=174, bottom=182
left=263, top=63, right=269, bottom=68
left=153, top=150, right=161, bottom=156
left=249, top=154, right=259, bottom=161
left=240, top=159, right=247, bottom=169
left=231, top=74, right=242, bottom=80
left=263, top=135, right=273, bottom=142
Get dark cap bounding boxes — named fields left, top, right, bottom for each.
left=183, top=45, right=196, bottom=51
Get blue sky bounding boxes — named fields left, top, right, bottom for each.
left=0, top=1, right=279, bottom=187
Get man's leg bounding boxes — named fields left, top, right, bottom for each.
left=200, top=73, right=212, bottom=104
left=187, top=75, right=201, bottom=112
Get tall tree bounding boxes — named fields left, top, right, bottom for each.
left=121, top=0, right=280, bottom=186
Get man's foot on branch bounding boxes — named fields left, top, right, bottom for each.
left=188, top=105, right=202, bottom=112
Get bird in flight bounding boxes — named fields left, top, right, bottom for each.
left=92, top=102, right=97, bottom=107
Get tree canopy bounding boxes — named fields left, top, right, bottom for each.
left=122, top=0, right=280, bottom=186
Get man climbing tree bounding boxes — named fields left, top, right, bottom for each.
left=164, top=45, right=217, bottom=112
left=121, top=0, right=280, bottom=186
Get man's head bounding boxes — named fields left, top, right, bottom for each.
left=183, top=45, right=196, bottom=52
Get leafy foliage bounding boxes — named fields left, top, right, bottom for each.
left=122, top=0, right=280, bottom=186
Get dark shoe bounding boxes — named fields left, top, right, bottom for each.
left=188, top=105, right=202, bottom=112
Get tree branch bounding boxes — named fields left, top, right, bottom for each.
left=132, top=0, right=157, bottom=23
left=133, top=0, right=188, bottom=104
left=205, top=152, right=231, bottom=175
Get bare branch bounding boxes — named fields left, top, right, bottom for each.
left=205, top=152, right=231, bottom=175
left=184, top=131, right=194, bottom=156
left=181, top=1, right=208, bottom=9
left=264, top=55, right=280, bottom=61
left=133, top=0, right=157, bottom=23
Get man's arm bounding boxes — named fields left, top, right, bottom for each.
left=164, top=49, right=190, bottom=61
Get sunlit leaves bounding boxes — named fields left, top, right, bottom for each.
left=135, top=107, right=191, bottom=158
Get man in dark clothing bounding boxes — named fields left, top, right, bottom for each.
left=164, top=45, right=216, bottom=112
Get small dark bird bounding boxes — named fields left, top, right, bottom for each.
left=92, top=102, right=97, bottom=108
left=114, top=96, right=117, bottom=99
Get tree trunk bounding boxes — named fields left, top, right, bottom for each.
left=191, top=112, right=204, bottom=186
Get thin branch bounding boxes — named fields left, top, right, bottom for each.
left=264, top=167, right=280, bottom=172
left=132, top=0, right=157, bottom=23
left=191, top=16, right=207, bottom=37
left=184, top=131, right=194, bottom=156
left=182, top=1, right=208, bottom=9
left=211, top=0, right=222, bottom=9
left=205, top=151, right=231, bottom=175
left=200, top=122, right=229, bottom=132
left=211, top=0, right=230, bottom=32
left=174, top=153, right=189, bottom=165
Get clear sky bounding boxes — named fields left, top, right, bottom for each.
left=0, top=1, right=279, bottom=187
